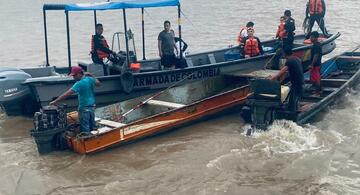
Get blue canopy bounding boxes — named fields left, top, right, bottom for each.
left=44, top=0, right=180, bottom=11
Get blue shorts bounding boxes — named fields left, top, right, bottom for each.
left=79, top=106, right=96, bottom=133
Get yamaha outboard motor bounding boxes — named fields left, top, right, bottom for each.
left=0, top=67, right=33, bottom=115
left=31, top=105, right=68, bottom=154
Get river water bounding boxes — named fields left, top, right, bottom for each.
left=0, top=0, right=360, bottom=194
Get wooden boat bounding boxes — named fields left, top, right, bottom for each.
left=244, top=50, right=360, bottom=133
left=30, top=68, right=288, bottom=154
left=0, top=0, right=339, bottom=116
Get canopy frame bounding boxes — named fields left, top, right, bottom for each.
left=42, top=0, right=182, bottom=69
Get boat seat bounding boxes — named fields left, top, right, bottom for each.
left=146, top=100, right=185, bottom=109
left=97, top=119, right=126, bottom=128
left=91, top=126, right=113, bottom=135
left=208, top=54, right=217, bottom=64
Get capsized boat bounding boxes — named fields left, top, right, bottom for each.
left=244, top=50, right=360, bottom=133
left=29, top=67, right=290, bottom=154
left=0, top=0, right=339, bottom=116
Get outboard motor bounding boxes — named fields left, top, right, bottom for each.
left=31, top=105, right=68, bottom=154
left=0, top=67, right=33, bottom=115
left=245, top=79, right=290, bottom=135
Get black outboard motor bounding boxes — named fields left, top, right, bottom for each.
left=245, top=79, right=284, bottom=135
left=31, top=105, right=68, bottom=154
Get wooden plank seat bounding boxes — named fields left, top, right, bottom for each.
left=321, top=78, right=348, bottom=88
left=91, top=118, right=127, bottom=135
left=97, top=119, right=126, bottom=128
left=146, top=100, right=185, bottom=109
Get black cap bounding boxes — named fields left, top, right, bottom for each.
left=284, top=10, right=291, bottom=17
left=246, top=21, right=254, bottom=27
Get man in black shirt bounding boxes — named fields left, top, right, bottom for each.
left=270, top=48, right=304, bottom=111
left=309, top=31, right=322, bottom=94
left=91, top=23, right=116, bottom=76
left=283, top=10, right=296, bottom=52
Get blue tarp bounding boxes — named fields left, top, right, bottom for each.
left=43, top=0, right=179, bottom=11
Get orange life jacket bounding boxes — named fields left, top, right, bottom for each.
left=236, top=27, right=247, bottom=45
left=276, top=22, right=286, bottom=39
left=91, top=35, right=110, bottom=59
left=130, top=62, right=141, bottom=72
left=244, top=37, right=260, bottom=57
left=309, top=0, right=324, bottom=15
left=303, top=36, right=326, bottom=44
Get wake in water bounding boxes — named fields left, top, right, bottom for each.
left=206, top=88, right=360, bottom=194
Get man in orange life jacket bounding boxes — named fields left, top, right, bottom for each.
left=241, top=28, right=263, bottom=58
left=91, top=23, right=116, bottom=76
left=306, top=0, right=328, bottom=38
left=276, top=16, right=286, bottom=41
left=236, top=21, right=254, bottom=45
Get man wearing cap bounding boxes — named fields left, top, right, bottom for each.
left=50, top=66, right=100, bottom=133
left=283, top=10, right=296, bottom=51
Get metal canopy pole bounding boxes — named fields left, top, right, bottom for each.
left=123, top=8, right=130, bottom=68
left=94, top=10, right=97, bottom=33
left=65, top=11, right=72, bottom=69
left=141, top=8, right=146, bottom=60
left=177, top=4, right=182, bottom=59
left=43, top=9, right=50, bottom=66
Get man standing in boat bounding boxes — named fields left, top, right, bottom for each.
left=158, top=21, right=178, bottom=70
left=309, top=31, right=323, bottom=95
left=269, top=48, right=304, bottom=111
left=91, top=23, right=117, bottom=76
left=50, top=66, right=100, bottom=134
left=305, top=0, right=328, bottom=38
left=283, top=10, right=296, bottom=51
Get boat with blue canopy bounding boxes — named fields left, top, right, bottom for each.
left=0, top=0, right=340, bottom=115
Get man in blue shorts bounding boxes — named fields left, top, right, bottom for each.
left=50, top=66, right=100, bottom=133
